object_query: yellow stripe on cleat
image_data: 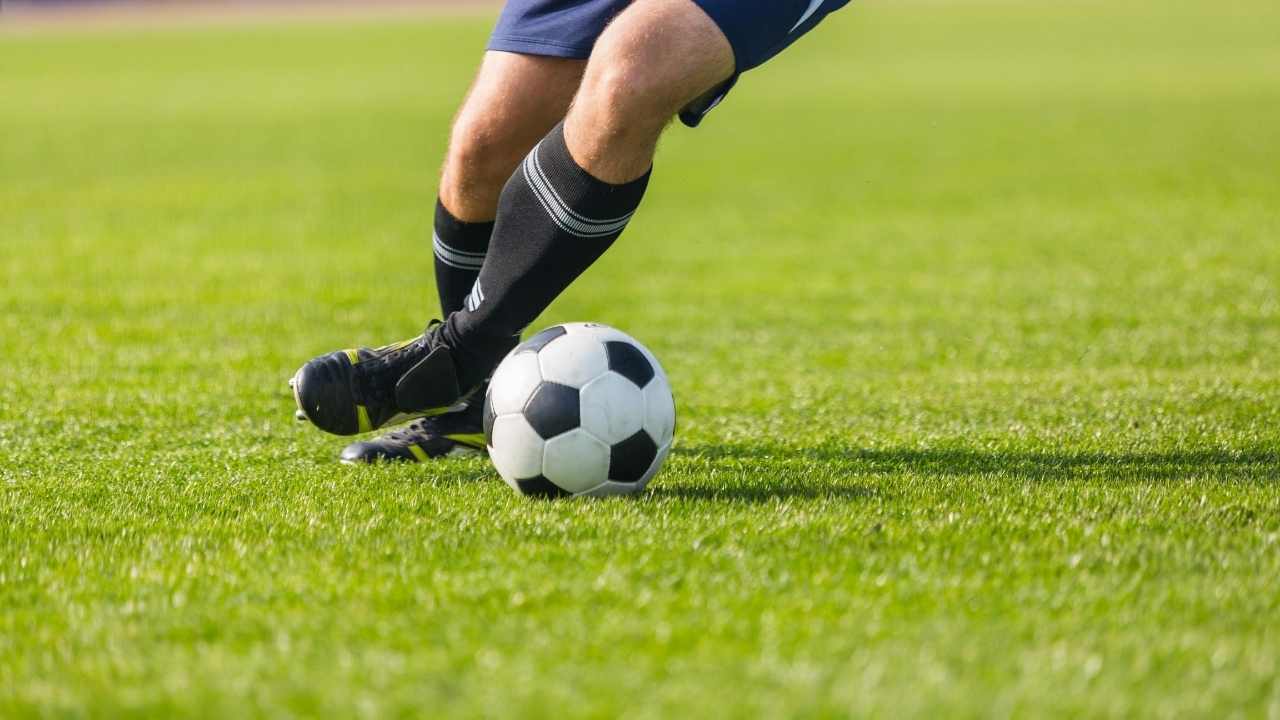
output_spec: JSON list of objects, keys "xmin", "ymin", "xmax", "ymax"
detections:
[
  {"xmin": 356, "ymin": 405, "xmax": 372, "ymax": 433},
  {"xmin": 444, "ymin": 433, "xmax": 487, "ymax": 449},
  {"xmin": 408, "ymin": 445, "xmax": 429, "ymax": 462},
  {"xmin": 344, "ymin": 348, "xmax": 360, "ymax": 365}
]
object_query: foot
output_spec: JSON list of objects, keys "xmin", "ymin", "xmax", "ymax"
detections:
[
  {"xmin": 339, "ymin": 394, "xmax": 487, "ymax": 463},
  {"xmin": 290, "ymin": 321, "xmax": 471, "ymax": 436}
]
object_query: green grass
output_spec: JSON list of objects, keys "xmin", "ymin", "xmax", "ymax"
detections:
[{"xmin": 3, "ymin": 1, "xmax": 1279, "ymax": 716}]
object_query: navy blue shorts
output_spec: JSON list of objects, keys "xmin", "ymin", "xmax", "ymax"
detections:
[{"xmin": 488, "ymin": 0, "xmax": 852, "ymax": 126}]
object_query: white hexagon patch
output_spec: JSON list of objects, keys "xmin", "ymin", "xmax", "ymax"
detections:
[
  {"xmin": 489, "ymin": 351, "xmax": 543, "ymax": 416},
  {"xmin": 488, "ymin": 414, "xmax": 545, "ymax": 488},
  {"xmin": 537, "ymin": 332, "xmax": 610, "ymax": 388},
  {"xmin": 642, "ymin": 376, "xmax": 676, "ymax": 446},
  {"xmin": 542, "ymin": 428, "xmax": 610, "ymax": 494},
  {"xmin": 579, "ymin": 371, "xmax": 646, "ymax": 445}
]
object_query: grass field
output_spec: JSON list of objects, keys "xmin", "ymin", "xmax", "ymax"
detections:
[{"xmin": 3, "ymin": 1, "xmax": 1280, "ymax": 716}]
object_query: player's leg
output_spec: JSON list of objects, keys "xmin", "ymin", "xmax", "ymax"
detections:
[
  {"xmin": 439, "ymin": 0, "xmax": 857, "ymax": 360},
  {"xmin": 432, "ymin": 51, "xmax": 585, "ymax": 320},
  {"xmin": 336, "ymin": 52, "xmax": 582, "ymax": 459},
  {"xmin": 562, "ymin": 0, "xmax": 735, "ymax": 183},
  {"xmin": 294, "ymin": 0, "xmax": 856, "ymax": 437},
  {"xmin": 294, "ymin": 0, "xmax": 734, "ymax": 436},
  {"xmin": 293, "ymin": 51, "xmax": 583, "ymax": 439},
  {"xmin": 438, "ymin": 0, "xmax": 735, "ymax": 380}
]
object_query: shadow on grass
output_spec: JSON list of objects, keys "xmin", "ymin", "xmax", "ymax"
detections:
[
  {"xmin": 660, "ymin": 477, "xmax": 880, "ymax": 502},
  {"xmin": 672, "ymin": 443, "xmax": 1278, "ymax": 488}
]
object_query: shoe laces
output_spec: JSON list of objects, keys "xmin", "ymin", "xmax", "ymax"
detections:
[{"xmin": 354, "ymin": 320, "xmax": 445, "ymax": 402}]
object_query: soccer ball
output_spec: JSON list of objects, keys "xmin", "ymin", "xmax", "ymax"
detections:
[{"xmin": 483, "ymin": 323, "xmax": 675, "ymax": 498}]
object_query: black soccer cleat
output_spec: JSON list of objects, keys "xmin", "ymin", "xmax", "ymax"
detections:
[
  {"xmin": 290, "ymin": 322, "xmax": 470, "ymax": 436},
  {"xmin": 339, "ymin": 395, "xmax": 487, "ymax": 464}
]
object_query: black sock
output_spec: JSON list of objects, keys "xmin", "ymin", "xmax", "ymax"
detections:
[
  {"xmin": 432, "ymin": 199, "xmax": 495, "ymax": 317},
  {"xmin": 442, "ymin": 121, "xmax": 651, "ymax": 388}
]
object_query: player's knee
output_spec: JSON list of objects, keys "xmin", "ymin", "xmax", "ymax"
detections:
[
  {"xmin": 577, "ymin": 1, "xmax": 734, "ymax": 137},
  {"xmin": 445, "ymin": 115, "xmax": 516, "ymax": 185},
  {"xmin": 440, "ymin": 113, "xmax": 531, "ymax": 214},
  {"xmin": 579, "ymin": 40, "xmax": 681, "ymax": 134}
]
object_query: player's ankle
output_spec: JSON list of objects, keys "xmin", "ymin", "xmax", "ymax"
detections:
[{"xmin": 438, "ymin": 315, "xmax": 513, "ymax": 390}]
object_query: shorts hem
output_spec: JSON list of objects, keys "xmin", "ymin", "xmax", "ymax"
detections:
[{"xmin": 486, "ymin": 36, "xmax": 594, "ymax": 59}]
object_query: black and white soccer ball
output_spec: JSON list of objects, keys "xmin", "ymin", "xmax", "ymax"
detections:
[{"xmin": 483, "ymin": 323, "xmax": 675, "ymax": 498}]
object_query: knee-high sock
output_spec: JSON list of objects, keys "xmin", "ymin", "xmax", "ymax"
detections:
[
  {"xmin": 432, "ymin": 199, "xmax": 494, "ymax": 317},
  {"xmin": 442, "ymin": 121, "xmax": 651, "ymax": 388}
]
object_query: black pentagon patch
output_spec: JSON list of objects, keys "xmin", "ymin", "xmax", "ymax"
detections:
[
  {"xmin": 517, "ymin": 475, "xmax": 572, "ymax": 499},
  {"xmin": 482, "ymin": 394, "xmax": 497, "ymax": 446},
  {"xmin": 605, "ymin": 341, "xmax": 654, "ymax": 388},
  {"xmin": 609, "ymin": 430, "xmax": 658, "ymax": 483},
  {"xmin": 523, "ymin": 382, "xmax": 580, "ymax": 439},
  {"xmin": 515, "ymin": 325, "xmax": 567, "ymax": 354}
]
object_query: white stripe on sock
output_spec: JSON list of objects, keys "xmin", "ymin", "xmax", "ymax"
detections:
[
  {"xmin": 521, "ymin": 148, "xmax": 633, "ymax": 239},
  {"xmin": 433, "ymin": 233, "xmax": 486, "ymax": 269}
]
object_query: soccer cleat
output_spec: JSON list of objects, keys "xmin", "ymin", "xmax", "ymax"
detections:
[
  {"xmin": 290, "ymin": 322, "xmax": 471, "ymax": 436},
  {"xmin": 339, "ymin": 395, "xmax": 487, "ymax": 464}
]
